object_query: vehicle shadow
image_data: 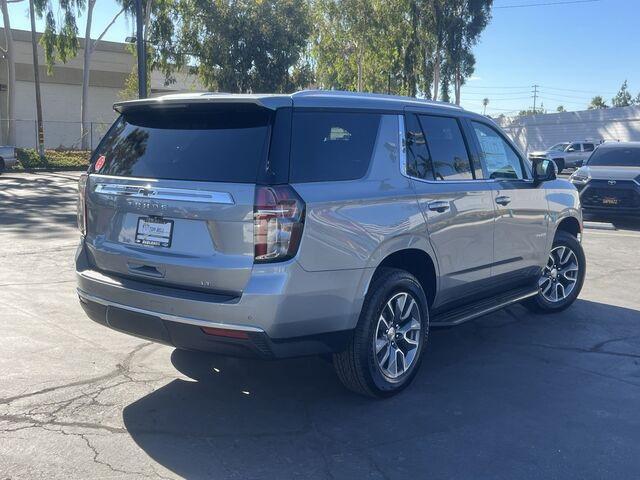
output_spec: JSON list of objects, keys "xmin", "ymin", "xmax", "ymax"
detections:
[
  {"xmin": 122, "ymin": 299, "xmax": 640, "ymax": 479},
  {"xmin": 0, "ymin": 174, "xmax": 79, "ymax": 240}
]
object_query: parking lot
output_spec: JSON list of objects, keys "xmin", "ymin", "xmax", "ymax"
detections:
[{"xmin": 1, "ymin": 171, "xmax": 639, "ymax": 479}]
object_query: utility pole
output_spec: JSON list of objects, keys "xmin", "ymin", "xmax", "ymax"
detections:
[
  {"xmin": 532, "ymin": 84, "xmax": 539, "ymax": 113},
  {"xmin": 135, "ymin": 0, "xmax": 147, "ymax": 98},
  {"xmin": 28, "ymin": 0, "xmax": 45, "ymax": 157}
]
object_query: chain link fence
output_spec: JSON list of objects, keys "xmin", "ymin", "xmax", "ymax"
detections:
[{"xmin": 0, "ymin": 119, "xmax": 112, "ymax": 151}]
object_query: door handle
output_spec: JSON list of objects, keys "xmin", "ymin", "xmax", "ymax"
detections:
[
  {"xmin": 427, "ymin": 200, "xmax": 450, "ymax": 213},
  {"xmin": 495, "ymin": 195, "xmax": 511, "ymax": 206}
]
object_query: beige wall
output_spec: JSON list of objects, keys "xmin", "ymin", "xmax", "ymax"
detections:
[{"xmin": 0, "ymin": 28, "xmax": 203, "ymax": 148}]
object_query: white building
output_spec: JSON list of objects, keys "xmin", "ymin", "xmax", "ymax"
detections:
[
  {"xmin": 0, "ymin": 28, "xmax": 203, "ymax": 149},
  {"xmin": 496, "ymin": 106, "xmax": 640, "ymax": 154}
]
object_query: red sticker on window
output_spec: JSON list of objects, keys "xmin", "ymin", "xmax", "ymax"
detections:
[{"xmin": 95, "ymin": 155, "xmax": 106, "ymax": 171}]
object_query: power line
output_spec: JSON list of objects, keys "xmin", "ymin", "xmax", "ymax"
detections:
[
  {"xmin": 541, "ymin": 85, "xmax": 617, "ymax": 95},
  {"xmin": 494, "ymin": 0, "xmax": 601, "ymax": 9}
]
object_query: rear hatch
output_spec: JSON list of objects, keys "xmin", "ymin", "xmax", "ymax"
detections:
[{"xmin": 84, "ymin": 101, "xmax": 289, "ymax": 296}]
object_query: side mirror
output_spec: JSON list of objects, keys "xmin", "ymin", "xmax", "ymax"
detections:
[{"xmin": 532, "ymin": 158, "xmax": 557, "ymax": 185}]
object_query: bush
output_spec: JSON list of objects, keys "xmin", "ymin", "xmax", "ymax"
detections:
[{"xmin": 13, "ymin": 148, "xmax": 90, "ymax": 171}]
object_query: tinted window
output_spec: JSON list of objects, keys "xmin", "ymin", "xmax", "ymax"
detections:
[
  {"xmin": 472, "ymin": 122, "xmax": 524, "ymax": 180},
  {"xmin": 418, "ymin": 115, "xmax": 473, "ymax": 181},
  {"xmin": 405, "ymin": 113, "xmax": 433, "ymax": 180},
  {"xmin": 93, "ymin": 105, "xmax": 272, "ymax": 183},
  {"xmin": 290, "ymin": 111, "xmax": 381, "ymax": 182},
  {"xmin": 569, "ymin": 143, "xmax": 581, "ymax": 152},
  {"xmin": 587, "ymin": 147, "xmax": 640, "ymax": 167},
  {"xmin": 583, "ymin": 143, "xmax": 595, "ymax": 152}
]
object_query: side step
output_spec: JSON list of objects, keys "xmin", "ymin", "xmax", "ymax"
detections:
[{"xmin": 431, "ymin": 286, "xmax": 538, "ymax": 327}]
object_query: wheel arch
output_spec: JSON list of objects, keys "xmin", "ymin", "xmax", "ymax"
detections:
[
  {"xmin": 555, "ymin": 215, "xmax": 581, "ymax": 239},
  {"xmin": 362, "ymin": 239, "xmax": 438, "ymax": 308}
]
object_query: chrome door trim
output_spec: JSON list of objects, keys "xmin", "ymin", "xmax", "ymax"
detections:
[
  {"xmin": 94, "ymin": 183, "xmax": 235, "ymax": 205},
  {"xmin": 397, "ymin": 114, "xmax": 498, "ymax": 185}
]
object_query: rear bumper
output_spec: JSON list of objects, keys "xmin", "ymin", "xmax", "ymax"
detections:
[
  {"xmin": 76, "ymin": 241, "xmax": 369, "ymax": 357},
  {"xmin": 78, "ymin": 293, "xmax": 352, "ymax": 358}
]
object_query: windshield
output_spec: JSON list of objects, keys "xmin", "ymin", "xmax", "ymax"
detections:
[
  {"xmin": 549, "ymin": 143, "xmax": 569, "ymax": 151},
  {"xmin": 92, "ymin": 105, "xmax": 273, "ymax": 183},
  {"xmin": 587, "ymin": 147, "xmax": 640, "ymax": 167}
]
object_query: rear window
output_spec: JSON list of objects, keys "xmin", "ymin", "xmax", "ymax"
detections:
[
  {"xmin": 587, "ymin": 147, "xmax": 640, "ymax": 167},
  {"xmin": 290, "ymin": 111, "xmax": 382, "ymax": 183},
  {"xmin": 92, "ymin": 105, "xmax": 272, "ymax": 183}
]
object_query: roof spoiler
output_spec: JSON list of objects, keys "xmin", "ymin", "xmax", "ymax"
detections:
[{"xmin": 113, "ymin": 93, "xmax": 292, "ymax": 113}]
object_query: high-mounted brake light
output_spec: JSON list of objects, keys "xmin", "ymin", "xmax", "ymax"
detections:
[
  {"xmin": 253, "ymin": 185, "xmax": 305, "ymax": 263},
  {"xmin": 77, "ymin": 173, "xmax": 88, "ymax": 236}
]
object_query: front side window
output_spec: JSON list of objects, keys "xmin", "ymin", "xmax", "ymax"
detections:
[
  {"xmin": 568, "ymin": 143, "xmax": 581, "ymax": 152},
  {"xmin": 290, "ymin": 111, "xmax": 382, "ymax": 183},
  {"xmin": 471, "ymin": 122, "xmax": 524, "ymax": 180},
  {"xmin": 418, "ymin": 115, "xmax": 474, "ymax": 181}
]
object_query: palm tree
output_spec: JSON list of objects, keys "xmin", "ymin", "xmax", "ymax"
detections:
[{"xmin": 482, "ymin": 97, "xmax": 489, "ymax": 115}]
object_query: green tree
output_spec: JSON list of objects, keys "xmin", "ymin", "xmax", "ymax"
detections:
[
  {"xmin": 155, "ymin": 0, "xmax": 312, "ymax": 93},
  {"xmin": 35, "ymin": 0, "xmax": 127, "ymax": 148},
  {"xmin": 556, "ymin": 105, "xmax": 566, "ymax": 112},
  {"xmin": 612, "ymin": 80, "xmax": 632, "ymax": 107},
  {"xmin": 441, "ymin": 0, "xmax": 492, "ymax": 105},
  {"xmin": 313, "ymin": 0, "xmax": 408, "ymax": 94},
  {"xmin": 588, "ymin": 95, "xmax": 608, "ymax": 109}
]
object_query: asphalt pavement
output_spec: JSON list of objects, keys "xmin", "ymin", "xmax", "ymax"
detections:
[{"xmin": 1, "ymin": 171, "xmax": 639, "ymax": 479}]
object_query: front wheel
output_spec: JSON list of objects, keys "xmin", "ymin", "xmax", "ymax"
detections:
[
  {"xmin": 333, "ymin": 268, "xmax": 429, "ymax": 398},
  {"xmin": 523, "ymin": 230, "xmax": 586, "ymax": 313}
]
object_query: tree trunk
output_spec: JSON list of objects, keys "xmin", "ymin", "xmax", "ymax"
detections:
[
  {"xmin": 432, "ymin": 52, "xmax": 440, "ymax": 101},
  {"xmin": 357, "ymin": 45, "xmax": 363, "ymax": 92},
  {"xmin": 28, "ymin": 0, "xmax": 45, "ymax": 156},
  {"xmin": 81, "ymin": 0, "xmax": 95, "ymax": 150},
  {"xmin": 1, "ymin": 0, "xmax": 16, "ymax": 145},
  {"xmin": 454, "ymin": 66, "xmax": 461, "ymax": 105}
]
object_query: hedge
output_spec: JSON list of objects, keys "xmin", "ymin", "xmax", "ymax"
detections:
[{"xmin": 13, "ymin": 148, "xmax": 90, "ymax": 171}]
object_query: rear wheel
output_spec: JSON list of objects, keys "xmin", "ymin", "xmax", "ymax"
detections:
[
  {"xmin": 333, "ymin": 268, "xmax": 429, "ymax": 398},
  {"xmin": 523, "ymin": 230, "xmax": 585, "ymax": 313}
]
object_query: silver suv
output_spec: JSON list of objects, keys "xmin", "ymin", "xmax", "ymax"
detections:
[
  {"xmin": 76, "ymin": 91, "xmax": 586, "ymax": 397},
  {"xmin": 529, "ymin": 141, "xmax": 598, "ymax": 173}
]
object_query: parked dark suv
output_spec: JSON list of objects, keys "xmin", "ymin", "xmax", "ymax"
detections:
[{"xmin": 76, "ymin": 91, "xmax": 586, "ymax": 397}]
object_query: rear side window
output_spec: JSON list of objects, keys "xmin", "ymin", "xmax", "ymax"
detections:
[
  {"xmin": 405, "ymin": 113, "xmax": 433, "ymax": 180},
  {"xmin": 583, "ymin": 143, "xmax": 595, "ymax": 152},
  {"xmin": 92, "ymin": 105, "xmax": 272, "ymax": 183},
  {"xmin": 418, "ymin": 115, "xmax": 474, "ymax": 181},
  {"xmin": 290, "ymin": 111, "xmax": 381, "ymax": 182}
]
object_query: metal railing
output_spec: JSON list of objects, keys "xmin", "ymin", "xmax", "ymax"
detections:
[{"xmin": 0, "ymin": 119, "xmax": 113, "ymax": 151}]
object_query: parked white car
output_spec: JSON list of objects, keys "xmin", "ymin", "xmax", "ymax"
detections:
[
  {"xmin": 0, "ymin": 146, "xmax": 17, "ymax": 173},
  {"xmin": 529, "ymin": 141, "xmax": 598, "ymax": 173}
]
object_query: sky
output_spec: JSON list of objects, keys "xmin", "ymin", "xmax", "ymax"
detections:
[{"xmin": 5, "ymin": 0, "xmax": 639, "ymax": 116}]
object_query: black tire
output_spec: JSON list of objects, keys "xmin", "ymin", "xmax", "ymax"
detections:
[
  {"xmin": 523, "ymin": 230, "xmax": 586, "ymax": 313},
  {"xmin": 554, "ymin": 158, "xmax": 564, "ymax": 174},
  {"xmin": 333, "ymin": 268, "xmax": 429, "ymax": 398}
]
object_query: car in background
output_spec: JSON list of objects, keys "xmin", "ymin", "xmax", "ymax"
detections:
[
  {"xmin": 570, "ymin": 141, "xmax": 640, "ymax": 217},
  {"xmin": 0, "ymin": 146, "xmax": 17, "ymax": 173},
  {"xmin": 530, "ymin": 140, "xmax": 598, "ymax": 173}
]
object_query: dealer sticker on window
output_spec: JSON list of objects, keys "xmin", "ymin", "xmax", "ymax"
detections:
[{"xmin": 135, "ymin": 217, "xmax": 174, "ymax": 247}]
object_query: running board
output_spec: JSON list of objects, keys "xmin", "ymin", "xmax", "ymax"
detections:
[{"xmin": 431, "ymin": 286, "xmax": 538, "ymax": 327}]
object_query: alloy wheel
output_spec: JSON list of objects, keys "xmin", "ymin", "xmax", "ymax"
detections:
[
  {"xmin": 539, "ymin": 245, "xmax": 579, "ymax": 302},
  {"xmin": 373, "ymin": 292, "xmax": 422, "ymax": 379}
]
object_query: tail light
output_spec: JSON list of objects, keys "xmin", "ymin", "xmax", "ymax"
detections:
[
  {"xmin": 77, "ymin": 173, "xmax": 88, "ymax": 236},
  {"xmin": 254, "ymin": 185, "xmax": 305, "ymax": 262}
]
